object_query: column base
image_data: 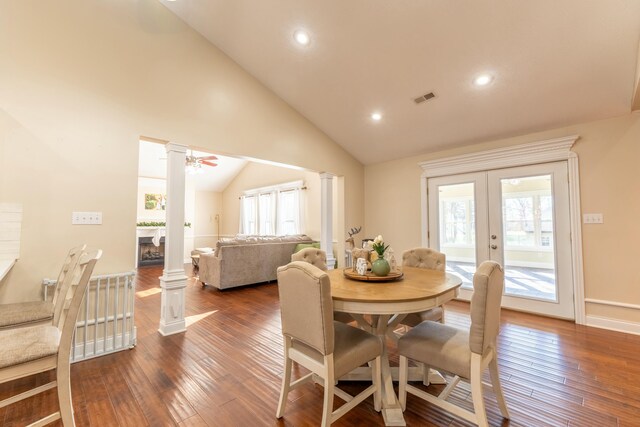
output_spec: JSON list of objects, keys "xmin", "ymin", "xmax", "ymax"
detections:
[{"xmin": 158, "ymin": 269, "xmax": 187, "ymax": 336}]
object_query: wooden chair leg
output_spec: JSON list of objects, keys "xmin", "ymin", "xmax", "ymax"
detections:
[
  {"xmin": 488, "ymin": 358, "xmax": 510, "ymax": 419},
  {"xmin": 470, "ymin": 354, "xmax": 488, "ymax": 427},
  {"xmin": 398, "ymin": 355, "xmax": 408, "ymax": 411},
  {"xmin": 276, "ymin": 339, "xmax": 293, "ymax": 418},
  {"xmin": 57, "ymin": 361, "xmax": 75, "ymax": 426},
  {"xmin": 321, "ymin": 356, "xmax": 335, "ymax": 427},
  {"xmin": 422, "ymin": 363, "xmax": 431, "ymax": 386},
  {"xmin": 372, "ymin": 356, "xmax": 382, "ymax": 412}
]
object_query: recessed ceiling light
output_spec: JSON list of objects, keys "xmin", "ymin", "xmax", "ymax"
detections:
[
  {"xmin": 293, "ymin": 30, "xmax": 311, "ymax": 46},
  {"xmin": 371, "ymin": 112, "xmax": 382, "ymax": 121},
  {"xmin": 473, "ymin": 74, "xmax": 494, "ymax": 87}
]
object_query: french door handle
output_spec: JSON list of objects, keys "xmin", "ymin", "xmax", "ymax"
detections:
[
  {"xmin": 491, "ymin": 235, "xmax": 497, "ymax": 240},
  {"xmin": 490, "ymin": 244, "xmax": 498, "ymax": 250}
]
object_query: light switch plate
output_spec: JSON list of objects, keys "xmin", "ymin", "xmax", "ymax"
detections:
[
  {"xmin": 72, "ymin": 212, "xmax": 103, "ymax": 225},
  {"xmin": 583, "ymin": 213, "xmax": 603, "ymax": 224}
]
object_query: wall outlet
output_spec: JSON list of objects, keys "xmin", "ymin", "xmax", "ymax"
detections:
[
  {"xmin": 583, "ymin": 213, "xmax": 603, "ymax": 224},
  {"xmin": 72, "ymin": 211, "xmax": 103, "ymax": 225}
]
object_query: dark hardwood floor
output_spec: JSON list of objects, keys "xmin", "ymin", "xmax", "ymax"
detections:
[{"xmin": 2, "ymin": 265, "xmax": 640, "ymax": 426}]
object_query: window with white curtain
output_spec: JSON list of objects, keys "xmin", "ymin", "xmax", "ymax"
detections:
[
  {"xmin": 239, "ymin": 181, "xmax": 304, "ymax": 236},
  {"xmin": 241, "ymin": 195, "xmax": 258, "ymax": 235}
]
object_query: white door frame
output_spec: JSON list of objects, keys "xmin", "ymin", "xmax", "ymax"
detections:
[{"xmin": 419, "ymin": 135, "xmax": 586, "ymax": 324}]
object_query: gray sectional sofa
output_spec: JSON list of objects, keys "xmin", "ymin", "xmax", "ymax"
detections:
[{"xmin": 198, "ymin": 234, "xmax": 314, "ymax": 290}]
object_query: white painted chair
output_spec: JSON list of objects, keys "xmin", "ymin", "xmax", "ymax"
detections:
[
  {"xmin": 0, "ymin": 244, "xmax": 86, "ymax": 330},
  {"xmin": 0, "ymin": 249, "xmax": 101, "ymax": 426},
  {"xmin": 291, "ymin": 248, "xmax": 353, "ymax": 324},
  {"xmin": 276, "ymin": 261, "xmax": 382, "ymax": 426},
  {"xmin": 397, "ymin": 261, "xmax": 510, "ymax": 427}
]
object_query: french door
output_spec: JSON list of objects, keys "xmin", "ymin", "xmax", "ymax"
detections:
[{"xmin": 427, "ymin": 162, "xmax": 574, "ymax": 319}]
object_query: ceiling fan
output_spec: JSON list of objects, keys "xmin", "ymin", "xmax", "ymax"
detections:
[{"xmin": 186, "ymin": 151, "xmax": 218, "ymax": 174}]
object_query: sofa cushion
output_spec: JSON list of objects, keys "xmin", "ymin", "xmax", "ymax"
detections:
[{"xmin": 294, "ymin": 242, "xmax": 321, "ymax": 253}]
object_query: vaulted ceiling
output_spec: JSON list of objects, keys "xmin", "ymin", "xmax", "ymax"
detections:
[{"xmin": 162, "ymin": 0, "xmax": 640, "ymax": 165}]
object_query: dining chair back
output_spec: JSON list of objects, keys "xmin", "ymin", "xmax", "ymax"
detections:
[
  {"xmin": 276, "ymin": 261, "xmax": 382, "ymax": 426},
  {"xmin": 291, "ymin": 247, "xmax": 328, "ymax": 271},
  {"xmin": 52, "ymin": 244, "xmax": 87, "ymax": 326},
  {"xmin": 278, "ymin": 260, "xmax": 334, "ymax": 355},
  {"xmin": 0, "ymin": 244, "xmax": 86, "ymax": 330},
  {"xmin": 469, "ymin": 261, "xmax": 504, "ymax": 356},
  {"xmin": 291, "ymin": 248, "xmax": 353, "ymax": 323},
  {"xmin": 402, "ymin": 247, "xmax": 446, "ymax": 271},
  {"xmin": 0, "ymin": 249, "xmax": 101, "ymax": 426}
]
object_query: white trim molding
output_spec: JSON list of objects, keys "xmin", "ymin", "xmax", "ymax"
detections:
[
  {"xmin": 585, "ymin": 316, "xmax": 640, "ymax": 336},
  {"xmin": 585, "ymin": 298, "xmax": 640, "ymax": 311},
  {"xmin": 319, "ymin": 172, "xmax": 336, "ymax": 270},
  {"xmin": 418, "ymin": 135, "xmax": 579, "ymax": 178},
  {"xmin": 584, "ymin": 299, "xmax": 640, "ymax": 335},
  {"xmin": 419, "ymin": 135, "xmax": 586, "ymax": 324}
]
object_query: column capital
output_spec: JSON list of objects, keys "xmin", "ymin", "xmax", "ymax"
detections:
[
  {"xmin": 165, "ymin": 142, "xmax": 188, "ymax": 154},
  {"xmin": 319, "ymin": 172, "xmax": 335, "ymax": 180}
]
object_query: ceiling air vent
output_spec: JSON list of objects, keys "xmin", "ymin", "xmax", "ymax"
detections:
[{"xmin": 414, "ymin": 92, "xmax": 435, "ymax": 104}]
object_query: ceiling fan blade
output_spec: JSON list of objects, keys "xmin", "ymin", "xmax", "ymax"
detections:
[
  {"xmin": 198, "ymin": 155, "xmax": 218, "ymax": 161},
  {"xmin": 201, "ymin": 161, "xmax": 218, "ymax": 167}
]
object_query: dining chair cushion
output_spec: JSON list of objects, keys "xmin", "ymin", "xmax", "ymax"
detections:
[
  {"xmin": 291, "ymin": 248, "xmax": 328, "ymax": 271},
  {"xmin": 398, "ymin": 306, "xmax": 444, "ymax": 327},
  {"xmin": 469, "ymin": 261, "xmax": 504, "ymax": 355},
  {"xmin": 402, "ymin": 248, "xmax": 445, "ymax": 271},
  {"xmin": 291, "ymin": 321, "xmax": 382, "ymax": 379},
  {"xmin": 0, "ymin": 301, "xmax": 54, "ymax": 328},
  {"xmin": 398, "ymin": 321, "xmax": 471, "ymax": 379},
  {"xmin": 278, "ymin": 262, "xmax": 335, "ymax": 356},
  {"xmin": 0, "ymin": 325, "xmax": 60, "ymax": 369}
]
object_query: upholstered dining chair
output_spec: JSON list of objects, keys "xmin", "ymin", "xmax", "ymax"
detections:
[
  {"xmin": 276, "ymin": 261, "xmax": 382, "ymax": 426},
  {"xmin": 291, "ymin": 247, "xmax": 327, "ymax": 270},
  {"xmin": 399, "ymin": 247, "xmax": 446, "ymax": 327},
  {"xmin": 291, "ymin": 248, "xmax": 353, "ymax": 324},
  {"xmin": 0, "ymin": 244, "xmax": 86, "ymax": 330},
  {"xmin": 397, "ymin": 261, "xmax": 510, "ymax": 427},
  {"xmin": 0, "ymin": 249, "xmax": 101, "ymax": 426}
]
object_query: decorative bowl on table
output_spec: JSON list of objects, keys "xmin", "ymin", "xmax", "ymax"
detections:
[{"xmin": 343, "ymin": 268, "xmax": 403, "ymax": 282}]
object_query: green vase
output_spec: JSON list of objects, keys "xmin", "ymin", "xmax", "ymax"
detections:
[{"xmin": 372, "ymin": 258, "xmax": 391, "ymax": 277}]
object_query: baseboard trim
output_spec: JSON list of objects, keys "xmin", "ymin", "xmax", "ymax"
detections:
[{"xmin": 585, "ymin": 315, "xmax": 640, "ymax": 336}]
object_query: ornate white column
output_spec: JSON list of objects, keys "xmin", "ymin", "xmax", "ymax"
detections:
[
  {"xmin": 159, "ymin": 142, "xmax": 188, "ymax": 336},
  {"xmin": 320, "ymin": 172, "xmax": 336, "ymax": 270}
]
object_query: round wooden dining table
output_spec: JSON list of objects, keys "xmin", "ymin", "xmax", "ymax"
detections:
[{"xmin": 326, "ymin": 266, "xmax": 462, "ymax": 427}]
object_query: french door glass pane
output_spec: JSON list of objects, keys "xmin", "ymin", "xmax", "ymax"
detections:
[
  {"xmin": 501, "ymin": 175, "xmax": 557, "ymax": 301},
  {"xmin": 438, "ymin": 182, "xmax": 476, "ymax": 289}
]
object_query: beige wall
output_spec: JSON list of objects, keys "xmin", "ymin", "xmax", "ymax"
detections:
[
  {"xmin": 365, "ymin": 112, "xmax": 640, "ymax": 323},
  {"xmin": 221, "ymin": 163, "xmax": 323, "ymax": 240},
  {"xmin": 194, "ymin": 191, "xmax": 223, "ymax": 249},
  {"xmin": 0, "ymin": 0, "xmax": 363, "ymax": 303}
]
